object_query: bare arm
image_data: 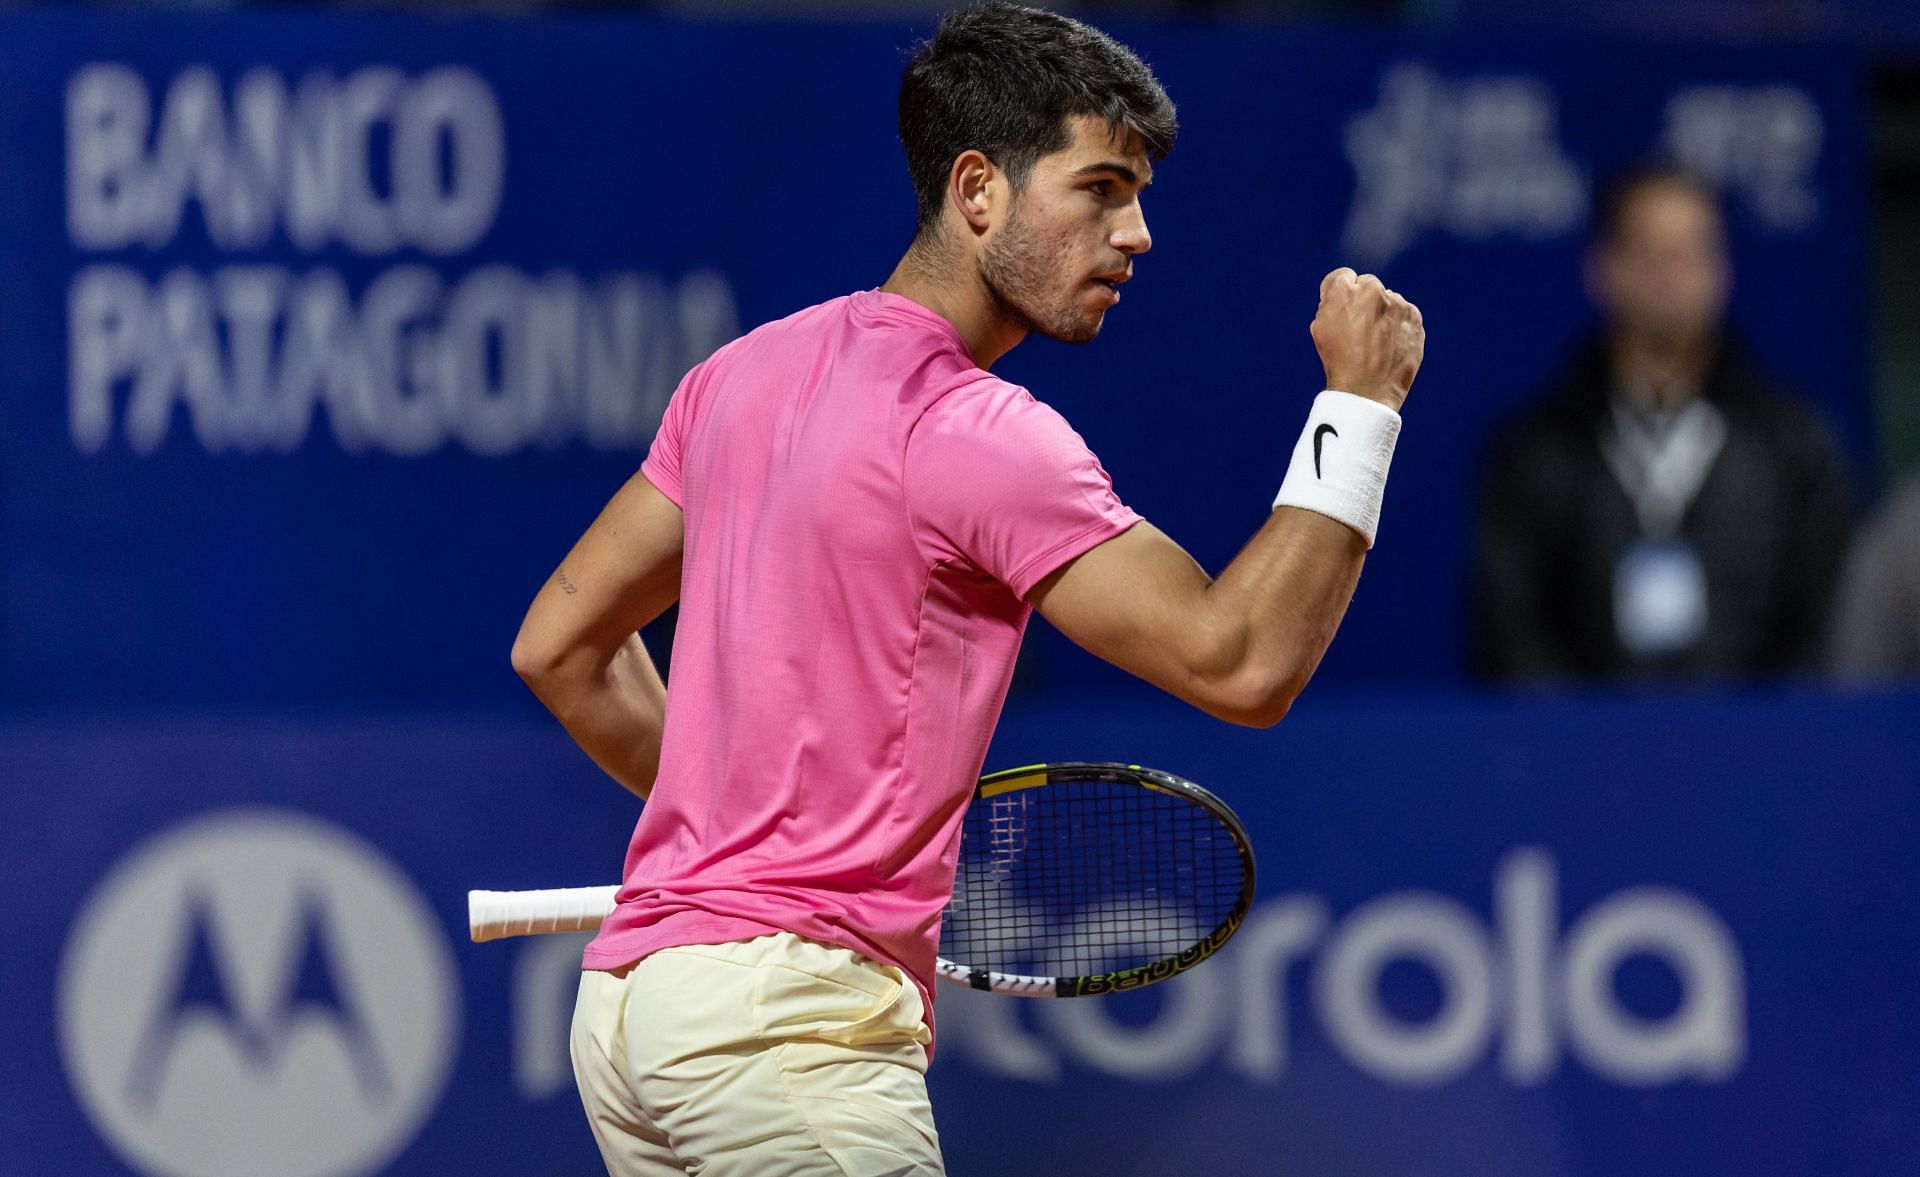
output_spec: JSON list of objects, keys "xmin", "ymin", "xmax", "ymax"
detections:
[
  {"xmin": 510, "ymin": 471, "xmax": 684, "ymax": 799},
  {"xmin": 1031, "ymin": 512, "xmax": 1363, "ymax": 727},
  {"xmin": 1032, "ymin": 268, "xmax": 1423, "ymax": 728}
]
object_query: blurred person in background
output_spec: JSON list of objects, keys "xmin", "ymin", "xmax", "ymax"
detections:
[
  {"xmin": 1829, "ymin": 471, "xmax": 1920, "ymax": 679},
  {"xmin": 1472, "ymin": 162, "xmax": 1854, "ymax": 682}
]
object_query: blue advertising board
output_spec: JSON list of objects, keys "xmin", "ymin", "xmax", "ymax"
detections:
[
  {"xmin": 5, "ymin": 690, "xmax": 1917, "ymax": 1176},
  {"xmin": 0, "ymin": 9, "xmax": 1873, "ymax": 707}
]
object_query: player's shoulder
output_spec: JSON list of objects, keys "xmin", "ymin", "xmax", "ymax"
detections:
[
  {"xmin": 919, "ymin": 371, "xmax": 1059, "ymax": 433},
  {"xmin": 666, "ymin": 296, "xmax": 857, "ymax": 414},
  {"xmin": 927, "ymin": 368, "xmax": 1032, "ymax": 409},
  {"xmin": 913, "ymin": 374, "xmax": 1101, "ymax": 474},
  {"xmin": 695, "ymin": 294, "xmax": 855, "ymax": 370}
]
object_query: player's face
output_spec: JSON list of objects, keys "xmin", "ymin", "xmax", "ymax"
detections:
[
  {"xmin": 979, "ymin": 117, "xmax": 1153, "ymax": 344},
  {"xmin": 1593, "ymin": 182, "xmax": 1731, "ymax": 347}
]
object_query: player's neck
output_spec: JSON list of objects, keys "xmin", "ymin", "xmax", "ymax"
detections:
[{"xmin": 881, "ymin": 246, "xmax": 1027, "ymax": 370}]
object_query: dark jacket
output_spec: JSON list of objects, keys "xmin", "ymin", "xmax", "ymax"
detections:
[{"xmin": 1472, "ymin": 336, "xmax": 1855, "ymax": 682}]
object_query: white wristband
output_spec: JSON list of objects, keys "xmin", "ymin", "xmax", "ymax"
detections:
[{"xmin": 1272, "ymin": 390, "xmax": 1401, "ymax": 547}]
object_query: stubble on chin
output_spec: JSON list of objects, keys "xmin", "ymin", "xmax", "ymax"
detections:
[{"xmin": 978, "ymin": 214, "xmax": 1102, "ymax": 345}]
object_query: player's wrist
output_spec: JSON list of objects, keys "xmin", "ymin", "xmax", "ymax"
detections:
[
  {"xmin": 1272, "ymin": 390, "xmax": 1401, "ymax": 547},
  {"xmin": 1340, "ymin": 386, "xmax": 1407, "ymax": 413},
  {"xmin": 1320, "ymin": 372, "xmax": 1408, "ymax": 413}
]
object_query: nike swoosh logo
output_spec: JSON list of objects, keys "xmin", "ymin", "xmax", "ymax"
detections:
[{"xmin": 1313, "ymin": 423, "xmax": 1338, "ymax": 479}]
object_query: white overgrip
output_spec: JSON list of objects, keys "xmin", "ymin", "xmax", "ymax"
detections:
[{"xmin": 467, "ymin": 884, "xmax": 620, "ymax": 942}]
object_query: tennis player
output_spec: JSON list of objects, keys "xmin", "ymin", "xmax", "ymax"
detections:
[{"xmin": 512, "ymin": 5, "xmax": 1423, "ymax": 1175}]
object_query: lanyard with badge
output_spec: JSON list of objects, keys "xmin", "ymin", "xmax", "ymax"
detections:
[{"xmin": 1600, "ymin": 394, "xmax": 1727, "ymax": 658}]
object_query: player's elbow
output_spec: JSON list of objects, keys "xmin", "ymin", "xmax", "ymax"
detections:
[
  {"xmin": 1224, "ymin": 696, "xmax": 1294, "ymax": 730},
  {"xmin": 1192, "ymin": 635, "xmax": 1318, "ymax": 728},
  {"xmin": 1201, "ymin": 669, "xmax": 1303, "ymax": 729},
  {"xmin": 1178, "ymin": 619, "xmax": 1309, "ymax": 728},
  {"xmin": 510, "ymin": 632, "xmax": 554, "ymax": 690},
  {"xmin": 510, "ymin": 618, "xmax": 573, "ymax": 696}
]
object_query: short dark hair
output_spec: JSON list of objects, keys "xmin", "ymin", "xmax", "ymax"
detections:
[
  {"xmin": 1591, "ymin": 158, "xmax": 1725, "ymax": 249},
  {"xmin": 898, "ymin": 3, "xmax": 1178, "ymax": 235}
]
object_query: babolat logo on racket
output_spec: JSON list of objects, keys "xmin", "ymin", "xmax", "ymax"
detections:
[
  {"xmin": 58, "ymin": 808, "xmax": 458, "ymax": 1177},
  {"xmin": 1073, "ymin": 906, "xmax": 1249, "ymax": 996}
]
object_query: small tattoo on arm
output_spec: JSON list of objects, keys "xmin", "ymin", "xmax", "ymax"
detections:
[{"xmin": 557, "ymin": 570, "xmax": 578, "ymax": 596}]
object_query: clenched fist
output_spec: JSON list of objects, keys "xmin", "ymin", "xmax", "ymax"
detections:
[{"xmin": 1309, "ymin": 268, "xmax": 1425, "ymax": 413}]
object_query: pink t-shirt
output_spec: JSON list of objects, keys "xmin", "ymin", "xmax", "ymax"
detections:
[{"xmin": 581, "ymin": 290, "xmax": 1140, "ymax": 1030}]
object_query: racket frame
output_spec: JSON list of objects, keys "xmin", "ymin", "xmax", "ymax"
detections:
[{"xmin": 936, "ymin": 761, "xmax": 1257, "ymax": 998}]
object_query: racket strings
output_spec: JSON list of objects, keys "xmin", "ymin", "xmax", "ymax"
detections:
[
  {"xmin": 940, "ymin": 778, "xmax": 1246, "ymax": 981},
  {"xmin": 984, "ymin": 796, "xmax": 1028, "ymax": 881}
]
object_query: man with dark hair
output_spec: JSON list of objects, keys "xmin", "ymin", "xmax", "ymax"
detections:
[
  {"xmin": 1473, "ymin": 162, "xmax": 1853, "ymax": 681},
  {"xmin": 514, "ymin": 5, "xmax": 1424, "ymax": 1174}
]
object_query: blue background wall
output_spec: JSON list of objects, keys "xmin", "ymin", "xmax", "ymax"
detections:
[
  {"xmin": 0, "ymin": 9, "xmax": 1874, "ymax": 705},
  {"xmin": 1, "ymin": 9, "xmax": 1912, "ymax": 1177}
]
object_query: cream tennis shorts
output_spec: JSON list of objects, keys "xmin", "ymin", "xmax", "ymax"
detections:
[{"xmin": 570, "ymin": 931, "xmax": 945, "ymax": 1177}]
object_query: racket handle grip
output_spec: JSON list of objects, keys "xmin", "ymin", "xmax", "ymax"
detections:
[{"xmin": 468, "ymin": 885, "xmax": 620, "ymax": 942}]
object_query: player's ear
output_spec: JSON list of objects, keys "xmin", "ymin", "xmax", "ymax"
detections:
[{"xmin": 949, "ymin": 150, "xmax": 999, "ymax": 235}]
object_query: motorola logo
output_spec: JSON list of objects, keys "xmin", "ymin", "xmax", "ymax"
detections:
[
  {"xmin": 941, "ymin": 848, "xmax": 1745, "ymax": 1089},
  {"xmin": 58, "ymin": 808, "xmax": 459, "ymax": 1177}
]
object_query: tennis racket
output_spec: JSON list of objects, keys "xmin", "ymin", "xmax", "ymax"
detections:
[{"xmin": 470, "ymin": 761, "xmax": 1255, "ymax": 998}]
